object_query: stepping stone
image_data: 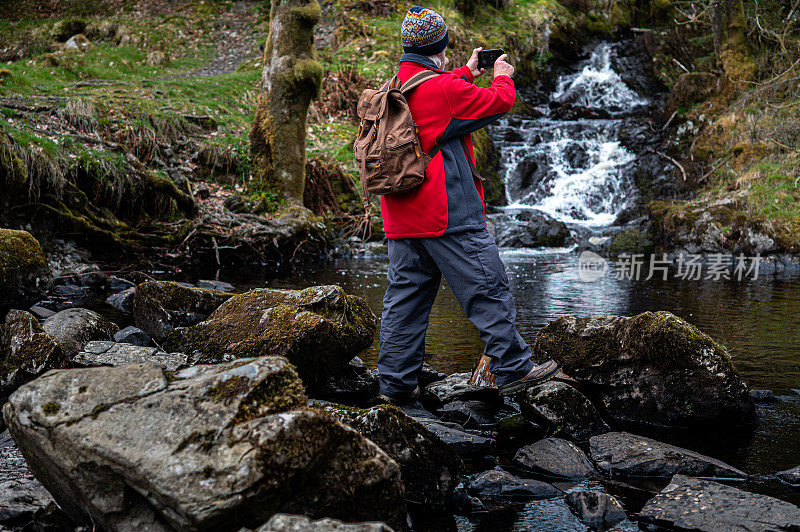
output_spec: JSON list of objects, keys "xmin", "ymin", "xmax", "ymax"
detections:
[
  {"xmin": 639, "ymin": 474, "xmax": 800, "ymax": 531},
  {"xmin": 565, "ymin": 490, "xmax": 626, "ymax": 530},
  {"xmin": 74, "ymin": 341, "xmax": 188, "ymax": 372},
  {"xmin": 589, "ymin": 432, "xmax": 747, "ymax": 479},
  {"xmin": 513, "ymin": 437, "xmax": 596, "ymax": 479}
]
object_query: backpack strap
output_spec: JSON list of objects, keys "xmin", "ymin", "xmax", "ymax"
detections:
[{"xmin": 399, "ymin": 70, "xmax": 440, "ymax": 94}]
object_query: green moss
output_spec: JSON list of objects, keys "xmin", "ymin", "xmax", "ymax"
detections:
[
  {"xmin": 90, "ymin": 403, "xmax": 110, "ymax": 418},
  {"xmin": 608, "ymin": 228, "xmax": 653, "ymax": 255},
  {"xmin": 290, "ymin": 2, "xmax": 321, "ymax": 23},
  {"xmin": 42, "ymin": 402, "xmax": 61, "ymax": 415},
  {"xmin": 175, "ymin": 430, "xmax": 217, "ymax": 453}
]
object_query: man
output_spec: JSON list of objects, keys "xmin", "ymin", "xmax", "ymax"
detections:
[{"xmin": 377, "ymin": 6, "xmax": 559, "ymax": 403}]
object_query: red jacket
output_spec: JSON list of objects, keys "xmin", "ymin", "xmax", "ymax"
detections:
[{"xmin": 380, "ymin": 53, "xmax": 516, "ymax": 239}]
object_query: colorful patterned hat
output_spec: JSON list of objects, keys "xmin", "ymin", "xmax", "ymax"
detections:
[{"xmin": 401, "ymin": 6, "xmax": 449, "ymax": 56}]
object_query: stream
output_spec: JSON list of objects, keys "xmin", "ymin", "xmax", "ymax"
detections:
[{"xmin": 236, "ymin": 42, "xmax": 800, "ymax": 529}]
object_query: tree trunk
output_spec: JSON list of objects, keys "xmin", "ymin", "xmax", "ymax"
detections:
[
  {"xmin": 711, "ymin": 0, "xmax": 724, "ymax": 67},
  {"xmin": 249, "ymin": 0, "xmax": 323, "ymax": 206}
]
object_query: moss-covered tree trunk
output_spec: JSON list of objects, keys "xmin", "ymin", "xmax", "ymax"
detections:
[{"xmin": 249, "ymin": 0, "xmax": 323, "ymax": 207}]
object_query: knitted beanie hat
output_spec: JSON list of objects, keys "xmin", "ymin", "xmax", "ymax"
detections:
[{"xmin": 401, "ymin": 6, "xmax": 449, "ymax": 56}]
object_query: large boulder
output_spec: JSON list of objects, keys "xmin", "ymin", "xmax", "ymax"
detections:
[
  {"xmin": 164, "ymin": 286, "xmax": 377, "ymax": 385},
  {"xmin": 639, "ymin": 474, "xmax": 800, "ymax": 531},
  {"xmin": 0, "ymin": 229, "xmax": 53, "ymax": 315},
  {"xmin": 0, "ymin": 310, "xmax": 70, "ymax": 403},
  {"xmin": 517, "ymin": 381, "xmax": 610, "ymax": 443},
  {"xmin": 512, "ymin": 437, "xmax": 596, "ymax": 479},
  {"xmin": 42, "ymin": 308, "xmax": 119, "ymax": 358},
  {"xmin": 532, "ymin": 311, "xmax": 755, "ymax": 429},
  {"xmin": 589, "ymin": 432, "xmax": 746, "ymax": 479},
  {"xmin": 321, "ymin": 403, "xmax": 463, "ymax": 509},
  {"xmin": 3, "ymin": 357, "xmax": 407, "ymax": 531},
  {"xmin": 133, "ymin": 281, "xmax": 233, "ymax": 342}
]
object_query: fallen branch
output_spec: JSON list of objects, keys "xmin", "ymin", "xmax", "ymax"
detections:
[
  {"xmin": 700, "ymin": 154, "xmax": 733, "ymax": 182},
  {"xmin": 647, "ymin": 148, "xmax": 687, "ymax": 181},
  {"xmin": 662, "ymin": 110, "xmax": 678, "ymax": 131}
]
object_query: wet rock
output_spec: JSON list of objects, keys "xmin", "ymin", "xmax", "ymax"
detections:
[
  {"xmin": 425, "ymin": 372, "xmax": 497, "ymax": 405},
  {"xmin": 0, "ymin": 431, "xmax": 56, "ymax": 527},
  {"xmin": 0, "ymin": 310, "xmax": 70, "ymax": 404},
  {"xmin": 590, "ymin": 431, "xmax": 747, "ymax": 479},
  {"xmin": 777, "ymin": 465, "xmax": 800, "ymax": 487},
  {"xmin": 466, "ymin": 469, "xmax": 561, "ymax": 502},
  {"xmin": 3, "ymin": 357, "xmax": 407, "ymax": 531},
  {"xmin": 517, "ymin": 381, "xmax": 610, "ymax": 443},
  {"xmin": 532, "ymin": 311, "xmax": 755, "ymax": 429},
  {"xmin": 164, "ymin": 286, "xmax": 377, "ymax": 386},
  {"xmin": 440, "ymin": 400, "xmax": 498, "ymax": 429},
  {"xmin": 50, "ymin": 19, "xmax": 86, "ymax": 41},
  {"xmin": 196, "ymin": 279, "xmax": 235, "ymax": 292},
  {"xmin": 321, "ymin": 403, "xmax": 463, "ymax": 509},
  {"xmin": 73, "ymin": 341, "xmax": 188, "ymax": 372},
  {"xmin": 414, "ymin": 418, "xmax": 495, "ymax": 459},
  {"xmin": 494, "ymin": 211, "xmax": 571, "ymax": 248},
  {"xmin": 0, "ymin": 229, "xmax": 53, "ymax": 315},
  {"xmin": 133, "ymin": 280, "xmax": 233, "ymax": 342},
  {"xmin": 308, "ymin": 356, "xmax": 378, "ymax": 405},
  {"xmin": 108, "ymin": 276, "xmax": 135, "ymax": 292},
  {"xmin": 639, "ymin": 474, "xmax": 800, "ymax": 531},
  {"xmin": 512, "ymin": 437, "xmax": 596, "ymax": 479},
  {"xmin": 749, "ymin": 389, "xmax": 777, "ymax": 402},
  {"xmin": 28, "ymin": 305, "xmax": 55, "ymax": 319},
  {"xmin": 106, "ymin": 286, "xmax": 135, "ymax": 312},
  {"xmin": 113, "ymin": 325, "xmax": 150, "ymax": 346},
  {"xmin": 42, "ymin": 308, "xmax": 119, "ymax": 358},
  {"xmin": 564, "ymin": 490, "xmax": 626, "ymax": 530},
  {"xmin": 253, "ymin": 513, "xmax": 394, "ymax": 531}
]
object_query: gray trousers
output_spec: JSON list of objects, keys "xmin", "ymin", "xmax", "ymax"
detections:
[{"xmin": 378, "ymin": 228, "xmax": 534, "ymax": 397}]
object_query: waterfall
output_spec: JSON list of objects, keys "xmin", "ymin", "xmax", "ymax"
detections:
[{"xmin": 490, "ymin": 42, "xmax": 649, "ymax": 231}]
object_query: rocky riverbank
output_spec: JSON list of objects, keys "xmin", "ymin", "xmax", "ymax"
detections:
[{"xmin": 2, "ymin": 230, "xmax": 799, "ymax": 531}]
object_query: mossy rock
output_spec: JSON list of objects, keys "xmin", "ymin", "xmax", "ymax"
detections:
[
  {"xmin": 4, "ymin": 356, "xmax": 407, "ymax": 530},
  {"xmin": 164, "ymin": 285, "xmax": 377, "ymax": 386},
  {"xmin": 133, "ymin": 281, "xmax": 233, "ymax": 342},
  {"xmin": 50, "ymin": 19, "xmax": 86, "ymax": 42},
  {"xmin": 320, "ymin": 403, "xmax": 464, "ymax": 509},
  {"xmin": 0, "ymin": 229, "xmax": 53, "ymax": 315},
  {"xmin": 532, "ymin": 311, "xmax": 755, "ymax": 430},
  {"xmin": 1, "ymin": 310, "xmax": 70, "ymax": 403},
  {"xmin": 608, "ymin": 227, "xmax": 654, "ymax": 255}
]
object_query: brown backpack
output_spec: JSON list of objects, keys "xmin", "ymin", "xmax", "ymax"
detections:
[{"xmin": 354, "ymin": 71, "xmax": 442, "ymax": 198}]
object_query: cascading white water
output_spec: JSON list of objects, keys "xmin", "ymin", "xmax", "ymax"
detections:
[
  {"xmin": 490, "ymin": 42, "xmax": 648, "ymax": 229},
  {"xmin": 551, "ymin": 42, "xmax": 648, "ymax": 113}
]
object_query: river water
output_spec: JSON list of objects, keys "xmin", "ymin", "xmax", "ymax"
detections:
[{"xmin": 247, "ymin": 42, "xmax": 800, "ymax": 529}]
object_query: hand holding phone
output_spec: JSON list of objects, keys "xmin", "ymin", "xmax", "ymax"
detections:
[{"xmin": 477, "ymin": 49, "xmax": 505, "ymax": 70}]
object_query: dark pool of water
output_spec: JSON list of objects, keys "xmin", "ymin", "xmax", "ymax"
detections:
[{"xmin": 230, "ymin": 250, "xmax": 800, "ymax": 526}]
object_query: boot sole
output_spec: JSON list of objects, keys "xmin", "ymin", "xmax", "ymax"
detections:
[{"xmin": 498, "ymin": 364, "xmax": 561, "ymax": 396}]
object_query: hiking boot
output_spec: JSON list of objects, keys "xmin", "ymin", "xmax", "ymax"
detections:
[
  {"xmin": 497, "ymin": 360, "xmax": 560, "ymax": 396},
  {"xmin": 374, "ymin": 385, "xmax": 421, "ymax": 406}
]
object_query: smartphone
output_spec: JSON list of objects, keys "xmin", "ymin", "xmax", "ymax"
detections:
[{"xmin": 477, "ymin": 49, "xmax": 505, "ymax": 70}]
